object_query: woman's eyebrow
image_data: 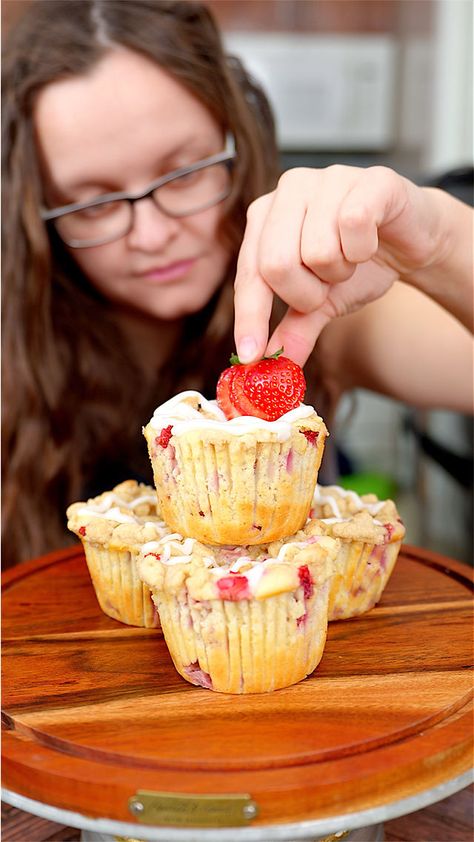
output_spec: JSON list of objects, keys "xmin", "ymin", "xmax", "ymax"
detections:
[
  {"xmin": 50, "ymin": 136, "xmax": 221, "ymax": 202},
  {"xmin": 47, "ymin": 180, "xmax": 117, "ymax": 205}
]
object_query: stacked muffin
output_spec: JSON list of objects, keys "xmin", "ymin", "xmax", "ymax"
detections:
[
  {"xmin": 67, "ymin": 480, "xmax": 165, "ymax": 627},
  {"xmin": 138, "ymin": 530, "xmax": 338, "ymax": 693},
  {"xmin": 309, "ymin": 484, "xmax": 405, "ymax": 620},
  {"xmin": 68, "ymin": 353, "xmax": 405, "ymax": 693},
  {"xmin": 138, "ymin": 383, "xmax": 338, "ymax": 693},
  {"xmin": 142, "ymin": 390, "xmax": 328, "ymax": 545}
]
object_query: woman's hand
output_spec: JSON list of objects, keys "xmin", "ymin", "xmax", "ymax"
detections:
[{"xmin": 233, "ymin": 165, "xmax": 471, "ymax": 365}]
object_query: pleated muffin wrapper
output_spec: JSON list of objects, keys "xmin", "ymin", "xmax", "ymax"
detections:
[
  {"xmin": 66, "ymin": 480, "xmax": 173, "ymax": 627},
  {"xmin": 309, "ymin": 484, "xmax": 406, "ymax": 621},
  {"xmin": 143, "ymin": 390, "xmax": 328, "ymax": 546},
  {"xmin": 137, "ymin": 531, "xmax": 339, "ymax": 694}
]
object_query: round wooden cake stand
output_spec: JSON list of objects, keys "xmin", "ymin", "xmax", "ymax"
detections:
[{"xmin": 2, "ymin": 544, "xmax": 473, "ymax": 842}]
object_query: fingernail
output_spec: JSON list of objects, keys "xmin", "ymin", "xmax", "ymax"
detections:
[{"xmin": 238, "ymin": 336, "xmax": 258, "ymax": 363}]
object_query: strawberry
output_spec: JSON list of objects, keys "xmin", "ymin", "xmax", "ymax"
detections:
[
  {"xmin": 384, "ymin": 523, "xmax": 395, "ymax": 541},
  {"xmin": 298, "ymin": 565, "xmax": 314, "ymax": 599},
  {"xmin": 229, "ymin": 365, "xmax": 259, "ymax": 416},
  {"xmin": 301, "ymin": 429, "xmax": 319, "ymax": 446},
  {"xmin": 156, "ymin": 425, "xmax": 173, "ymax": 448},
  {"xmin": 215, "ymin": 365, "xmax": 241, "ymax": 419},
  {"xmin": 216, "ymin": 574, "xmax": 250, "ymax": 601},
  {"xmin": 216, "ymin": 348, "xmax": 306, "ymax": 421}
]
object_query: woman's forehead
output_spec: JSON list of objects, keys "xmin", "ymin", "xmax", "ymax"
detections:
[{"xmin": 34, "ymin": 47, "xmax": 221, "ymax": 193}]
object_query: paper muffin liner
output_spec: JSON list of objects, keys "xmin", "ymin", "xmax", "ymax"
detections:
[
  {"xmin": 153, "ymin": 581, "xmax": 330, "ymax": 694},
  {"xmin": 81, "ymin": 543, "xmax": 158, "ymax": 628},
  {"xmin": 328, "ymin": 538, "xmax": 403, "ymax": 621},
  {"xmin": 144, "ymin": 411, "xmax": 327, "ymax": 545},
  {"xmin": 67, "ymin": 480, "xmax": 168, "ymax": 628},
  {"xmin": 137, "ymin": 530, "xmax": 339, "ymax": 694}
]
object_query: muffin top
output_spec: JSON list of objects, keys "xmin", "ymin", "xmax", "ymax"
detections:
[
  {"xmin": 309, "ymin": 485, "xmax": 405, "ymax": 544},
  {"xmin": 137, "ymin": 529, "xmax": 339, "ymax": 602},
  {"xmin": 145, "ymin": 390, "xmax": 325, "ymax": 444},
  {"xmin": 67, "ymin": 480, "xmax": 169, "ymax": 549}
]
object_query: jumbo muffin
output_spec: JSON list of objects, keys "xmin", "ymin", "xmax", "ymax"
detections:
[
  {"xmin": 137, "ymin": 530, "xmax": 339, "ymax": 693},
  {"xmin": 309, "ymin": 484, "xmax": 406, "ymax": 620},
  {"xmin": 67, "ymin": 479, "xmax": 170, "ymax": 627},
  {"xmin": 143, "ymin": 390, "xmax": 327, "ymax": 546}
]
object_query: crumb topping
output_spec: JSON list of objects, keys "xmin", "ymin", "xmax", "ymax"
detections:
[
  {"xmin": 309, "ymin": 485, "xmax": 405, "ymax": 543},
  {"xmin": 66, "ymin": 480, "xmax": 166, "ymax": 549},
  {"xmin": 137, "ymin": 532, "xmax": 339, "ymax": 601}
]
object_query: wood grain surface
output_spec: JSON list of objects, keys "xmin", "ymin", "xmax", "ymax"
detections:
[{"xmin": 2, "ymin": 544, "xmax": 473, "ymax": 832}]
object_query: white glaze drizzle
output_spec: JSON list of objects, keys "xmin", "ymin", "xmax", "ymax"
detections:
[
  {"xmin": 140, "ymin": 533, "xmax": 318, "ymax": 595},
  {"xmin": 228, "ymin": 556, "xmax": 253, "ymax": 572},
  {"xmin": 76, "ymin": 506, "xmax": 137, "ymax": 524},
  {"xmin": 147, "ymin": 390, "xmax": 317, "ymax": 442},
  {"xmin": 81, "ymin": 492, "xmax": 158, "ymax": 514},
  {"xmin": 312, "ymin": 484, "xmax": 387, "ymax": 517},
  {"xmin": 275, "ymin": 539, "xmax": 316, "ymax": 561},
  {"xmin": 141, "ymin": 536, "xmax": 195, "ymax": 565}
]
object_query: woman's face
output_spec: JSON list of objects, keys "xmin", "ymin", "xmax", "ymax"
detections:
[{"xmin": 34, "ymin": 48, "xmax": 231, "ymax": 320}]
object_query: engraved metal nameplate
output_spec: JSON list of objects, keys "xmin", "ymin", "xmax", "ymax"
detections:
[{"xmin": 128, "ymin": 790, "xmax": 259, "ymax": 827}]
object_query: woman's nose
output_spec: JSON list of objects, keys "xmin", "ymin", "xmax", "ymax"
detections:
[{"xmin": 127, "ymin": 197, "xmax": 180, "ymax": 252}]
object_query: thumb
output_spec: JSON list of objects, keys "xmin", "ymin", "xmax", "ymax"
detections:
[{"xmin": 266, "ymin": 308, "xmax": 332, "ymax": 367}]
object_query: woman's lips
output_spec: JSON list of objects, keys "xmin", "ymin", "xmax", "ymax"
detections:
[{"xmin": 137, "ymin": 258, "xmax": 196, "ymax": 283}]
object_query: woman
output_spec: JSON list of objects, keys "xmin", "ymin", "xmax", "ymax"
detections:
[{"xmin": 2, "ymin": 0, "xmax": 472, "ymax": 566}]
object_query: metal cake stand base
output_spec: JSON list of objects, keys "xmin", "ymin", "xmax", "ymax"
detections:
[{"xmin": 80, "ymin": 824, "xmax": 384, "ymax": 842}]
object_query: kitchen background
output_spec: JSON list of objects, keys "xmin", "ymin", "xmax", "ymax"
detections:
[
  {"xmin": 4, "ymin": 0, "xmax": 473, "ymax": 562},
  {"xmin": 208, "ymin": 0, "xmax": 474, "ymax": 565}
]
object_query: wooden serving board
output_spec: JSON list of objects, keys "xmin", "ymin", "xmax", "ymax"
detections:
[{"xmin": 2, "ymin": 544, "xmax": 473, "ymax": 831}]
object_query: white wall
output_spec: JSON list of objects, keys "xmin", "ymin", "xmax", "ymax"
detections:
[{"xmin": 424, "ymin": 0, "xmax": 473, "ymax": 174}]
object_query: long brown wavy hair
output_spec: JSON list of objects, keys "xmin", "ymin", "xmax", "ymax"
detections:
[{"xmin": 2, "ymin": 0, "xmax": 280, "ymax": 566}]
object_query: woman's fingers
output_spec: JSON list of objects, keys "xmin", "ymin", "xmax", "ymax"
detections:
[
  {"xmin": 266, "ymin": 306, "xmax": 333, "ymax": 367},
  {"xmin": 254, "ymin": 171, "xmax": 332, "ymax": 309},
  {"xmin": 233, "ymin": 194, "xmax": 274, "ymax": 363},
  {"xmin": 234, "ymin": 188, "xmax": 330, "ymax": 362},
  {"xmin": 338, "ymin": 166, "xmax": 408, "ymax": 264},
  {"xmin": 234, "ymin": 166, "xmax": 413, "ymax": 366},
  {"xmin": 298, "ymin": 166, "xmax": 357, "ymax": 284}
]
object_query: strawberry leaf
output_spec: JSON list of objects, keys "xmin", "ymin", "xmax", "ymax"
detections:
[
  {"xmin": 229, "ymin": 347, "xmax": 284, "ymax": 366},
  {"xmin": 264, "ymin": 347, "xmax": 284, "ymax": 360}
]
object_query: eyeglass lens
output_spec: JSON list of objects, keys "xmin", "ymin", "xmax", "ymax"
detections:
[{"xmin": 55, "ymin": 161, "xmax": 231, "ymax": 247}]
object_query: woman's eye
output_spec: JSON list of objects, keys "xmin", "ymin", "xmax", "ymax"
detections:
[
  {"xmin": 167, "ymin": 170, "xmax": 203, "ymax": 189},
  {"xmin": 76, "ymin": 201, "xmax": 122, "ymax": 219}
]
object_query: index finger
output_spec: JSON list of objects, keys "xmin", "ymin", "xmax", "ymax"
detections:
[{"xmin": 234, "ymin": 194, "xmax": 274, "ymax": 363}]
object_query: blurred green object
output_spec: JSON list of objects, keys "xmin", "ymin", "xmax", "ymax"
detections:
[{"xmin": 338, "ymin": 472, "xmax": 397, "ymax": 501}]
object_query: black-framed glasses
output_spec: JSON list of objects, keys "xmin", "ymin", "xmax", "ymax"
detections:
[{"xmin": 40, "ymin": 134, "xmax": 236, "ymax": 248}]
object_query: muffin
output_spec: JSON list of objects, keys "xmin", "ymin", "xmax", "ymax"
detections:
[
  {"xmin": 143, "ymin": 390, "xmax": 328, "ymax": 546},
  {"xmin": 309, "ymin": 484, "xmax": 406, "ymax": 620},
  {"xmin": 137, "ymin": 530, "xmax": 339, "ymax": 693},
  {"xmin": 67, "ymin": 479, "xmax": 172, "ymax": 627}
]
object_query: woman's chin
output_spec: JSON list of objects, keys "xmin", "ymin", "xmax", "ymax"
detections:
[{"xmin": 114, "ymin": 294, "xmax": 209, "ymax": 322}]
